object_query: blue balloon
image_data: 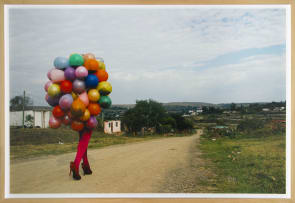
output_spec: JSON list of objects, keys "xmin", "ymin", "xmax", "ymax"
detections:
[
  {"xmin": 85, "ymin": 74, "xmax": 99, "ymax": 88},
  {"xmin": 54, "ymin": 57, "xmax": 69, "ymax": 69}
]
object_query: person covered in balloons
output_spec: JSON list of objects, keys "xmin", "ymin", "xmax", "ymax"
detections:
[{"xmin": 45, "ymin": 53, "xmax": 112, "ymax": 180}]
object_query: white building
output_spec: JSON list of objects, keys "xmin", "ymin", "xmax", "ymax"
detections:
[
  {"xmin": 10, "ymin": 106, "xmax": 51, "ymax": 128},
  {"xmin": 104, "ymin": 120, "xmax": 121, "ymax": 134}
]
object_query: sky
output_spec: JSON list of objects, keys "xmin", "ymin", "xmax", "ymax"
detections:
[{"xmin": 7, "ymin": 6, "xmax": 287, "ymax": 106}]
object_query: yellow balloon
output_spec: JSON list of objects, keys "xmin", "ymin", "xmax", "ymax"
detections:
[
  {"xmin": 48, "ymin": 84, "xmax": 60, "ymax": 97},
  {"xmin": 97, "ymin": 81, "xmax": 112, "ymax": 96},
  {"xmin": 72, "ymin": 92, "xmax": 78, "ymax": 100},
  {"xmin": 88, "ymin": 89, "xmax": 100, "ymax": 102},
  {"xmin": 80, "ymin": 109, "xmax": 90, "ymax": 121},
  {"xmin": 98, "ymin": 61, "xmax": 106, "ymax": 70}
]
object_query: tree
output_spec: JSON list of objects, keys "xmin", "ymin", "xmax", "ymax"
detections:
[
  {"xmin": 25, "ymin": 115, "xmax": 34, "ymax": 127},
  {"xmin": 230, "ymin": 103, "xmax": 236, "ymax": 111},
  {"xmin": 170, "ymin": 113, "xmax": 194, "ymax": 132},
  {"xmin": 122, "ymin": 99, "xmax": 169, "ymax": 135},
  {"xmin": 10, "ymin": 95, "xmax": 33, "ymax": 110}
]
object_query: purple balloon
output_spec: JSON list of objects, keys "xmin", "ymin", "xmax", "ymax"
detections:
[
  {"xmin": 86, "ymin": 116, "xmax": 98, "ymax": 129},
  {"xmin": 73, "ymin": 79, "xmax": 86, "ymax": 94},
  {"xmin": 59, "ymin": 94, "xmax": 73, "ymax": 111},
  {"xmin": 64, "ymin": 67, "xmax": 76, "ymax": 81},
  {"xmin": 45, "ymin": 94, "xmax": 60, "ymax": 107}
]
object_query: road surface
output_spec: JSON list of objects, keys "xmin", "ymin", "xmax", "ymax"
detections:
[{"xmin": 10, "ymin": 130, "xmax": 203, "ymax": 193}]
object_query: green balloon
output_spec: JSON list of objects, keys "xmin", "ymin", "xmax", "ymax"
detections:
[
  {"xmin": 69, "ymin": 54, "xmax": 84, "ymax": 66},
  {"xmin": 99, "ymin": 96, "xmax": 112, "ymax": 109}
]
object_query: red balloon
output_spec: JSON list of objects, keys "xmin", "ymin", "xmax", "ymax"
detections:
[
  {"xmin": 71, "ymin": 120, "xmax": 85, "ymax": 131},
  {"xmin": 52, "ymin": 105, "xmax": 65, "ymax": 118},
  {"xmin": 62, "ymin": 115, "xmax": 72, "ymax": 125},
  {"xmin": 49, "ymin": 115, "xmax": 61, "ymax": 129},
  {"xmin": 60, "ymin": 80, "xmax": 73, "ymax": 94}
]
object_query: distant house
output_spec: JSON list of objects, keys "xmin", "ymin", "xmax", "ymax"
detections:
[
  {"xmin": 104, "ymin": 120, "xmax": 121, "ymax": 134},
  {"xmin": 10, "ymin": 106, "xmax": 52, "ymax": 128},
  {"xmin": 262, "ymin": 108, "xmax": 270, "ymax": 112}
]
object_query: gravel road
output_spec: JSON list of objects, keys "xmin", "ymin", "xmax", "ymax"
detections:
[{"xmin": 10, "ymin": 130, "xmax": 203, "ymax": 194}]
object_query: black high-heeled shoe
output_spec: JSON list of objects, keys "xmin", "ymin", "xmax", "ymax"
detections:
[
  {"xmin": 69, "ymin": 162, "xmax": 81, "ymax": 180},
  {"xmin": 82, "ymin": 162, "xmax": 92, "ymax": 175}
]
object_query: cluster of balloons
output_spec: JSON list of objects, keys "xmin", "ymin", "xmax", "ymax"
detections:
[{"xmin": 45, "ymin": 53, "xmax": 112, "ymax": 131}]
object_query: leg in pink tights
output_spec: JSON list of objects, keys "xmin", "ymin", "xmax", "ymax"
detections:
[{"xmin": 74, "ymin": 129, "xmax": 92, "ymax": 169}]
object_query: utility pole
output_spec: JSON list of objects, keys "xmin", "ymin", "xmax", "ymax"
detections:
[{"xmin": 22, "ymin": 90, "xmax": 25, "ymax": 128}]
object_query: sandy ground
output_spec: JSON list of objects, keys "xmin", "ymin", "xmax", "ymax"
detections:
[{"xmin": 10, "ymin": 130, "xmax": 203, "ymax": 194}]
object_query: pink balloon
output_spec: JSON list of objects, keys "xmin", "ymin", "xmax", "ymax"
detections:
[
  {"xmin": 44, "ymin": 81, "xmax": 53, "ymax": 92},
  {"xmin": 86, "ymin": 116, "xmax": 98, "ymax": 129},
  {"xmin": 75, "ymin": 66, "xmax": 88, "ymax": 78},
  {"xmin": 49, "ymin": 115, "xmax": 61, "ymax": 129},
  {"xmin": 79, "ymin": 92, "xmax": 89, "ymax": 107},
  {"xmin": 47, "ymin": 68, "xmax": 54, "ymax": 80},
  {"xmin": 50, "ymin": 69, "xmax": 65, "ymax": 83},
  {"xmin": 62, "ymin": 115, "xmax": 72, "ymax": 125}
]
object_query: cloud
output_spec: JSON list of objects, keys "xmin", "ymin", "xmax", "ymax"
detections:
[{"xmin": 7, "ymin": 6, "xmax": 287, "ymax": 105}]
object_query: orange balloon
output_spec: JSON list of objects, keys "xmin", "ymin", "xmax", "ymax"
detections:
[
  {"xmin": 71, "ymin": 98, "xmax": 86, "ymax": 117},
  {"xmin": 88, "ymin": 103, "xmax": 101, "ymax": 116},
  {"xmin": 96, "ymin": 69, "xmax": 108, "ymax": 82},
  {"xmin": 84, "ymin": 59, "xmax": 99, "ymax": 71},
  {"xmin": 71, "ymin": 120, "xmax": 85, "ymax": 131},
  {"xmin": 83, "ymin": 53, "xmax": 95, "ymax": 61}
]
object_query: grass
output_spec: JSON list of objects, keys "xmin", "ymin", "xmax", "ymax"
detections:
[
  {"xmin": 198, "ymin": 133, "xmax": 286, "ymax": 194},
  {"xmin": 10, "ymin": 127, "xmax": 190, "ymax": 160}
]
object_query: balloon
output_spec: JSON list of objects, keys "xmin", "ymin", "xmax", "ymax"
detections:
[
  {"xmin": 72, "ymin": 79, "xmax": 86, "ymax": 94},
  {"xmin": 71, "ymin": 98, "xmax": 86, "ymax": 117},
  {"xmin": 75, "ymin": 66, "xmax": 88, "ymax": 78},
  {"xmin": 64, "ymin": 67, "xmax": 76, "ymax": 81},
  {"xmin": 50, "ymin": 69, "xmax": 65, "ymax": 83},
  {"xmin": 83, "ymin": 53, "xmax": 95, "ymax": 61},
  {"xmin": 44, "ymin": 81, "xmax": 53, "ymax": 92},
  {"xmin": 85, "ymin": 74, "xmax": 98, "ymax": 88},
  {"xmin": 47, "ymin": 68, "xmax": 54, "ymax": 80},
  {"xmin": 88, "ymin": 89, "xmax": 100, "ymax": 102},
  {"xmin": 53, "ymin": 105, "xmax": 65, "ymax": 118},
  {"xmin": 71, "ymin": 120, "xmax": 85, "ymax": 131},
  {"xmin": 72, "ymin": 91, "xmax": 78, "ymax": 100},
  {"xmin": 59, "ymin": 94, "xmax": 73, "ymax": 111},
  {"xmin": 97, "ymin": 81, "xmax": 112, "ymax": 96},
  {"xmin": 96, "ymin": 69, "xmax": 108, "ymax": 82},
  {"xmin": 79, "ymin": 92, "xmax": 89, "ymax": 107},
  {"xmin": 62, "ymin": 115, "xmax": 72, "ymax": 125},
  {"xmin": 98, "ymin": 61, "xmax": 106, "ymax": 70},
  {"xmin": 45, "ymin": 94, "xmax": 60, "ymax": 107},
  {"xmin": 48, "ymin": 83, "xmax": 61, "ymax": 97},
  {"xmin": 88, "ymin": 103, "xmax": 101, "ymax": 116},
  {"xmin": 86, "ymin": 116, "xmax": 98, "ymax": 129},
  {"xmin": 84, "ymin": 59, "xmax": 99, "ymax": 72},
  {"xmin": 54, "ymin": 57, "xmax": 69, "ymax": 69},
  {"xmin": 60, "ymin": 80, "xmax": 73, "ymax": 93},
  {"xmin": 80, "ymin": 109, "xmax": 90, "ymax": 121},
  {"xmin": 99, "ymin": 95, "xmax": 112, "ymax": 109},
  {"xmin": 49, "ymin": 115, "xmax": 61, "ymax": 129},
  {"xmin": 69, "ymin": 53, "xmax": 84, "ymax": 67}
]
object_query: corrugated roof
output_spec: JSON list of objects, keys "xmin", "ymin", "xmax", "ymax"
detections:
[{"xmin": 10, "ymin": 106, "xmax": 52, "ymax": 112}]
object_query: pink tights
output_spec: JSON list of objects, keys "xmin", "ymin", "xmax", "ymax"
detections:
[{"xmin": 74, "ymin": 129, "xmax": 92, "ymax": 169}]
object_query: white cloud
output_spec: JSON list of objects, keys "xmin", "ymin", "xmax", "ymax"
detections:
[{"xmin": 7, "ymin": 6, "xmax": 286, "ymax": 105}]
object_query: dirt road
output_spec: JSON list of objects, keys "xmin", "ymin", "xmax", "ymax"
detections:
[{"xmin": 10, "ymin": 130, "xmax": 203, "ymax": 193}]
